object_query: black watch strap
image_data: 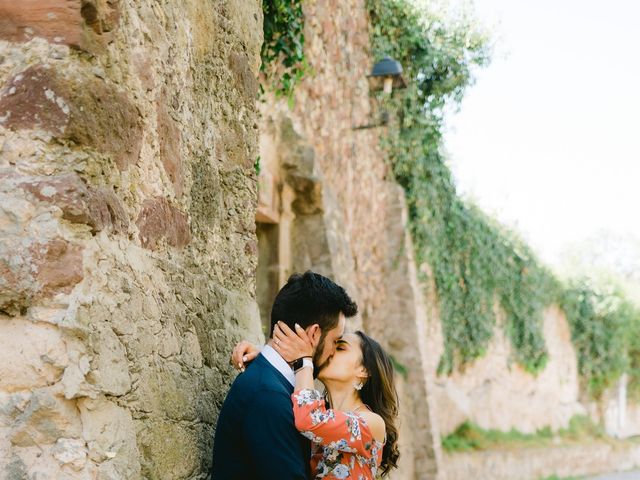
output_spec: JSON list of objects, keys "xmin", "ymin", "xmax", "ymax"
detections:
[{"xmin": 291, "ymin": 356, "xmax": 311, "ymax": 372}]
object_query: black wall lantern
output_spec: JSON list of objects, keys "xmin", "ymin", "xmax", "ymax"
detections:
[
  {"xmin": 368, "ymin": 57, "xmax": 407, "ymax": 94},
  {"xmin": 353, "ymin": 57, "xmax": 407, "ymax": 130}
]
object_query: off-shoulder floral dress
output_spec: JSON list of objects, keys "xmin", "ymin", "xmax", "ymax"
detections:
[{"xmin": 292, "ymin": 388, "xmax": 384, "ymax": 480}]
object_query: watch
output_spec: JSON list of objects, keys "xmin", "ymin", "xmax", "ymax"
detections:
[{"xmin": 292, "ymin": 356, "xmax": 313, "ymax": 373}]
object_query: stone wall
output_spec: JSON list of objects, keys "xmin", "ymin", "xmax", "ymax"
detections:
[
  {"xmin": 255, "ymin": 0, "xmax": 442, "ymax": 477},
  {"xmin": 426, "ymin": 303, "xmax": 586, "ymax": 435},
  {"xmin": 0, "ymin": 1, "xmax": 263, "ymax": 478},
  {"xmin": 585, "ymin": 375, "xmax": 640, "ymax": 439},
  {"xmin": 3, "ymin": 2, "xmax": 632, "ymax": 480}
]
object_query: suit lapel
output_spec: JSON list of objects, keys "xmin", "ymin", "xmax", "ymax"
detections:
[{"xmin": 255, "ymin": 354, "xmax": 294, "ymax": 394}]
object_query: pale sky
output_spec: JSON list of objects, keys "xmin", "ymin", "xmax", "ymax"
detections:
[{"xmin": 443, "ymin": 0, "xmax": 640, "ymax": 266}]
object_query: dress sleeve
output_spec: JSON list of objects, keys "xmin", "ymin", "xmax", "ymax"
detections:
[{"xmin": 291, "ymin": 388, "xmax": 378, "ymax": 458}]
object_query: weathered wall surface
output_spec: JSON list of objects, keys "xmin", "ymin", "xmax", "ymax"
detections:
[
  {"xmin": 584, "ymin": 375, "xmax": 640, "ymax": 439},
  {"xmin": 426, "ymin": 304, "xmax": 586, "ymax": 435},
  {"xmin": 255, "ymin": 0, "xmax": 442, "ymax": 478},
  {"xmin": 3, "ymin": 2, "xmax": 631, "ymax": 480},
  {"xmin": 0, "ymin": 1, "xmax": 263, "ymax": 478}
]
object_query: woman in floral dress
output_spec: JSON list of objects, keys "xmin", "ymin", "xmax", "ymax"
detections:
[{"xmin": 271, "ymin": 322, "xmax": 400, "ymax": 479}]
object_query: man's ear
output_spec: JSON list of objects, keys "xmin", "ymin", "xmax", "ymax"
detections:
[{"xmin": 307, "ymin": 324, "xmax": 321, "ymax": 346}]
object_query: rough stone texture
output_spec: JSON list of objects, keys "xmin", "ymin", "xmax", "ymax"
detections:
[
  {"xmin": 10, "ymin": 387, "xmax": 82, "ymax": 447},
  {"xmin": 136, "ymin": 197, "xmax": 191, "ymax": 250},
  {"xmin": 0, "ymin": 0, "xmax": 120, "ymax": 54},
  {"xmin": 0, "ymin": 65, "xmax": 69, "ymax": 135},
  {"xmin": 0, "ymin": 64, "xmax": 143, "ymax": 169},
  {"xmin": 283, "ymin": 0, "xmax": 387, "ymax": 315},
  {"xmin": 256, "ymin": 0, "xmax": 442, "ymax": 477},
  {"xmin": 156, "ymin": 92, "xmax": 183, "ymax": 197},
  {"xmin": 17, "ymin": 173, "xmax": 129, "ymax": 233},
  {"xmin": 374, "ymin": 185, "xmax": 444, "ymax": 477},
  {"xmin": 0, "ymin": 195, "xmax": 85, "ymax": 312},
  {"xmin": 0, "ymin": 1, "xmax": 263, "ymax": 479}
]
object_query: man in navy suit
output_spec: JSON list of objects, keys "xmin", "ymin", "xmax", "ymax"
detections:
[{"xmin": 211, "ymin": 271, "xmax": 358, "ymax": 479}]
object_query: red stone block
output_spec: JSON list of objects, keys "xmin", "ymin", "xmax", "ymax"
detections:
[
  {"xmin": 136, "ymin": 197, "xmax": 191, "ymax": 250},
  {"xmin": 157, "ymin": 93, "xmax": 183, "ymax": 197},
  {"xmin": 31, "ymin": 238, "xmax": 84, "ymax": 297},
  {"xmin": 0, "ymin": 0, "xmax": 120, "ymax": 53},
  {"xmin": 18, "ymin": 173, "xmax": 129, "ymax": 233},
  {"xmin": 0, "ymin": 64, "xmax": 143, "ymax": 170},
  {"xmin": 244, "ymin": 239, "xmax": 258, "ymax": 256},
  {"xmin": 0, "ymin": 64, "xmax": 69, "ymax": 135}
]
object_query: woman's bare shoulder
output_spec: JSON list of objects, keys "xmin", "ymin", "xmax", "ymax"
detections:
[{"xmin": 359, "ymin": 410, "xmax": 386, "ymax": 443}]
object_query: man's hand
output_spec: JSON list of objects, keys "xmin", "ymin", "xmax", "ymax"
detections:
[
  {"xmin": 272, "ymin": 321, "xmax": 316, "ymax": 363},
  {"xmin": 230, "ymin": 340, "xmax": 260, "ymax": 372}
]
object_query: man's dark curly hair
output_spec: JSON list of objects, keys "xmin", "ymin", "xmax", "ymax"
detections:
[{"xmin": 269, "ymin": 271, "xmax": 358, "ymax": 337}]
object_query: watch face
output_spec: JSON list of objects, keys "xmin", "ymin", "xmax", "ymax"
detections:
[{"xmin": 292, "ymin": 358, "xmax": 303, "ymax": 371}]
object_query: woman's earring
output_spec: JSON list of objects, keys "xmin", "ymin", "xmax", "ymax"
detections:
[{"xmin": 354, "ymin": 382, "xmax": 363, "ymax": 391}]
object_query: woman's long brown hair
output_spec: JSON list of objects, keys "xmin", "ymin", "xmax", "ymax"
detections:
[{"xmin": 355, "ymin": 331, "xmax": 400, "ymax": 476}]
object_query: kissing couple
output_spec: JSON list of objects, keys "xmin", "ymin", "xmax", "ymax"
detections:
[{"xmin": 211, "ymin": 271, "xmax": 400, "ymax": 479}]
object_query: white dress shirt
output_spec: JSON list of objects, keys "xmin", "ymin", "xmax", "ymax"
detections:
[{"xmin": 261, "ymin": 344, "xmax": 295, "ymax": 387}]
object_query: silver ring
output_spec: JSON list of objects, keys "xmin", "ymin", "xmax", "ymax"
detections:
[{"xmin": 275, "ymin": 339, "xmax": 280, "ymax": 346}]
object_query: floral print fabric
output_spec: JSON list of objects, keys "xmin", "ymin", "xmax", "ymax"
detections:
[{"xmin": 292, "ymin": 389, "xmax": 384, "ymax": 480}]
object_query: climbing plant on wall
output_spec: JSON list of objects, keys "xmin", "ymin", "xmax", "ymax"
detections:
[
  {"xmin": 261, "ymin": 0, "xmax": 308, "ymax": 99},
  {"xmin": 258, "ymin": 0, "xmax": 640, "ymax": 396},
  {"xmin": 367, "ymin": 0, "xmax": 640, "ymax": 391},
  {"xmin": 629, "ymin": 308, "xmax": 640, "ymax": 400},
  {"xmin": 367, "ymin": 0, "xmax": 559, "ymax": 374},
  {"xmin": 561, "ymin": 279, "xmax": 640, "ymax": 398}
]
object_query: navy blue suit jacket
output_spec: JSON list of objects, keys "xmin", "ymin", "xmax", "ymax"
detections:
[{"xmin": 211, "ymin": 353, "xmax": 310, "ymax": 479}]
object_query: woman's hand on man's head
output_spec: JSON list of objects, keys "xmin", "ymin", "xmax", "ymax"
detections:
[{"xmin": 272, "ymin": 321, "xmax": 316, "ymax": 363}]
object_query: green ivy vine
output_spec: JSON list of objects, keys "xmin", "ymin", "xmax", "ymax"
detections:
[
  {"xmin": 561, "ymin": 279, "xmax": 640, "ymax": 398},
  {"xmin": 257, "ymin": 0, "xmax": 640, "ymax": 397},
  {"xmin": 261, "ymin": 0, "xmax": 308, "ymax": 99},
  {"xmin": 367, "ymin": 0, "xmax": 558, "ymax": 374},
  {"xmin": 367, "ymin": 0, "xmax": 640, "ymax": 391}
]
